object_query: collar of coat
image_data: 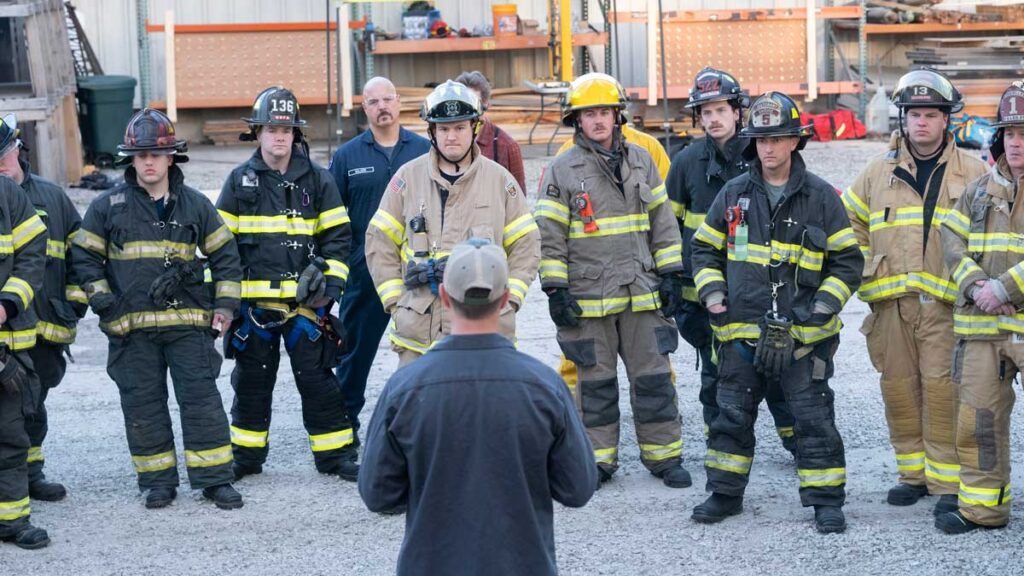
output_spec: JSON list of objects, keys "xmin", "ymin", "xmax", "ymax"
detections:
[
  {"xmin": 245, "ymin": 145, "xmax": 312, "ymax": 181},
  {"xmin": 886, "ymin": 131, "xmax": 966, "ymax": 182},
  {"xmin": 746, "ymin": 152, "xmax": 809, "ymax": 197},
  {"xmin": 703, "ymin": 133, "xmax": 746, "ymax": 180},
  {"xmin": 426, "ymin": 142, "xmax": 485, "ymax": 186},
  {"xmin": 986, "ymin": 155, "xmax": 1022, "ymax": 201}
]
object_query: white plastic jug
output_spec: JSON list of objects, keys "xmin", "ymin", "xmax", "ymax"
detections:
[{"xmin": 866, "ymin": 85, "xmax": 890, "ymax": 136}]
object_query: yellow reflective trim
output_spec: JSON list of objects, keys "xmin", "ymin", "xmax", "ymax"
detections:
[
  {"xmin": 11, "ymin": 214, "xmax": 46, "ymax": 250},
  {"xmin": 215, "ymin": 281, "xmax": 242, "ymax": 300},
  {"xmin": 568, "ymin": 214, "xmax": 649, "ymax": 239},
  {"xmin": 819, "ymin": 276, "xmax": 852, "ymax": 306},
  {"xmin": 653, "ymin": 244, "xmax": 683, "ymax": 269},
  {"xmin": 503, "ymin": 213, "xmax": 539, "ymax": 248},
  {"xmin": 309, "ymin": 429, "xmax": 354, "ymax": 452},
  {"xmin": 953, "ymin": 257, "xmax": 985, "ymax": 288},
  {"xmin": 681, "ymin": 284, "xmax": 698, "ymax": 302},
  {"xmin": 230, "ymin": 214, "xmax": 317, "ymax": 236},
  {"xmin": 315, "ymin": 206, "xmax": 351, "ymax": 233},
  {"xmin": 925, "ymin": 458, "xmax": 960, "ymax": 484},
  {"xmin": 906, "ymin": 271, "xmax": 958, "ymax": 303},
  {"xmin": 73, "ymin": 228, "xmax": 107, "ymax": 255},
  {"xmin": 218, "ymin": 210, "xmax": 240, "ymax": 233},
  {"xmin": 694, "ymin": 221, "xmax": 726, "ymax": 250},
  {"xmin": 388, "ymin": 322, "xmax": 433, "ymax": 354},
  {"xmin": 37, "ymin": 321, "xmax": 76, "ymax": 344},
  {"xmin": 508, "ymin": 278, "xmax": 529, "ymax": 302},
  {"xmin": 869, "ymin": 206, "xmax": 926, "ymax": 232},
  {"xmin": 671, "ymin": 200, "xmax": 685, "ymax": 219},
  {"xmin": 0, "ymin": 235, "xmax": 13, "ymax": 255},
  {"xmin": 683, "ymin": 211, "xmax": 705, "ymax": 231},
  {"xmin": 790, "ymin": 315, "xmax": 843, "ymax": 344},
  {"xmin": 859, "ymin": 274, "xmax": 908, "ymax": 302},
  {"xmin": 231, "ymin": 426, "xmax": 268, "ymax": 448},
  {"xmin": 798, "ymin": 467, "xmax": 847, "ymax": 487},
  {"xmin": 203, "ymin": 224, "xmax": 234, "ymax": 253},
  {"xmin": 958, "ymin": 482, "xmax": 1012, "ymax": 507},
  {"xmin": 539, "ymin": 259, "xmax": 568, "ymax": 281},
  {"xmin": 826, "ymin": 227, "xmax": 858, "ymax": 252},
  {"xmin": 0, "ymin": 497, "xmax": 30, "ymax": 521},
  {"xmin": 967, "ymin": 232, "xmax": 1024, "ymax": 255},
  {"xmin": 711, "ymin": 322, "xmax": 761, "ymax": 342},
  {"xmin": 594, "ymin": 446, "xmax": 617, "ymax": 465},
  {"xmin": 896, "ymin": 451, "xmax": 925, "ymax": 472},
  {"xmin": 46, "ymin": 239, "xmax": 66, "ymax": 259},
  {"xmin": 369, "ymin": 210, "xmax": 405, "ymax": 246},
  {"xmin": 534, "ymin": 199, "xmax": 570, "ymax": 226},
  {"xmin": 109, "ymin": 240, "xmax": 196, "ymax": 261},
  {"xmin": 776, "ymin": 426, "xmax": 795, "ymax": 439},
  {"xmin": 639, "ymin": 439, "xmax": 682, "ymax": 461},
  {"xmin": 376, "ymin": 278, "xmax": 404, "ymax": 307},
  {"xmin": 101, "ymin": 308, "xmax": 213, "ymax": 337},
  {"xmin": 1009, "ymin": 264, "xmax": 1024, "ymax": 295},
  {"xmin": 694, "ymin": 268, "xmax": 725, "ymax": 292},
  {"xmin": 185, "ymin": 445, "xmax": 233, "ymax": 468},
  {"xmin": 132, "ymin": 450, "xmax": 177, "ymax": 473},
  {"xmin": 705, "ymin": 449, "xmax": 753, "ymax": 474},
  {"xmin": 842, "ymin": 187, "xmax": 870, "ymax": 223},
  {"xmin": 1, "ymin": 276, "xmax": 33, "ymax": 309},
  {"xmin": 646, "ymin": 183, "xmax": 667, "ymax": 210},
  {"xmin": 942, "ymin": 208, "xmax": 971, "ymax": 238},
  {"xmin": 0, "ymin": 328, "xmax": 39, "ymax": 351},
  {"xmin": 242, "ymin": 280, "xmax": 298, "ymax": 300},
  {"xmin": 27, "ymin": 446, "xmax": 43, "ymax": 463},
  {"xmin": 325, "ymin": 258, "xmax": 350, "ymax": 281}
]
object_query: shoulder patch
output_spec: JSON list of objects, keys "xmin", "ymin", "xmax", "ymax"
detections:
[
  {"xmin": 109, "ymin": 193, "xmax": 125, "ymax": 206},
  {"xmin": 546, "ymin": 184, "xmax": 560, "ymax": 198},
  {"xmin": 389, "ymin": 177, "xmax": 406, "ymax": 195},
  {"xmin": 505, "ymin": 180, "xmax": 517, "ymax": 197}
]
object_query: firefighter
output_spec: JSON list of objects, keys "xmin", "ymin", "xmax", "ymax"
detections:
[
  {"xmin": 690, "ymin": 92, "xmax": 863, "ymax": 533},
  {"xmin": 330, "ymin": 76, "xmax": 430, "ymax": 439},
  {"xmin": 844, "ymin": 69, "xmax": 986, "ymax": 516},
  {"xmin": 535, "ymin": 73, "xmax": 691, "ymax": 488},
  {"xmin": 219, "ymin": 87, "xmax": 358, "ymax": 482},
  {"xmin": 71, "ymin": 109, "xmax": 243, "ymax": 510},
  {"xmin": 364, "ymin": 80, "xmax": 540, "ymax": 366},
  {"xmin": 0, "ymin": 113, "xmax": 86, "ymax": 502},
  {"xmin": 937, "ymin": 81, "xmax": 1024, "ymax": 533},
  {"xmin": 0, "ymin": 122, "xmax": 48, "ymax": 548},
  {"xmin": 668, "ymin": 67, "xmax": 796, "ymax": 452}
]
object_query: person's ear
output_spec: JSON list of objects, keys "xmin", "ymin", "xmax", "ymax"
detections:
[
  {"xmin": 500, "ymin": 289, "xmax": 510, "ymax": 309},
  {"xmin": 440, "ymin": 285, "xmax": 452, "ymax": 310}
]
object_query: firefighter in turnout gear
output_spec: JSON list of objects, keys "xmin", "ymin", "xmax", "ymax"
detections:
[
  {"xmin": 667, "ymin": 67, "xmax": 796, "ymax": 452},
  {"xmin": 365, "ymin": 80, "xmax": 540, "ymax": 366},
  {"xmin": 0, "ymin": 113, "xmax": 86, "ymax": 503},
  {"xmin": 71, "ymin": 109, "xmax": 244, "ymax": 510},
  {"xmin": 690, "ymin": 92, "xmax": 863, "ymax": 533},
  {"xmin": 844, "ymin": 69, "xmax": 986, "ymax": 515},
  {"xmin": 0, "ymin": 117, "xmax": 50, "ymax": 548},
  {"xmin": 219, "ymin": 87, "xmax": 358, "ymax": 482},
  {"xmin": 937, "ymin": 81, "xmax": 1024, "ymax": 534},
  {"xmin": 535, "ymin": 73, "xmax": 691, "ymax": 488}
]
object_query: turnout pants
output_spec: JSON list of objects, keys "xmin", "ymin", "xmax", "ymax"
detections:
[
  {"xmin": 953, "ymin": 337, "xmax": 1019, "ymax": 527},
  {"xmin": 557, "ymin": 309, "xmax": 682, "ymax": 475},
  {"xmin": 24, "ymin": 342, "xmax": 67, "ymax": 483},
  {"xmin": 0, "ymin": 352, "xmax": 35, "ymax": 535},
  {"xmin": 706, "ymin": 339, "xmax": 846, "ymax": 507},
  {"xmin": 229, "ymin": 310, "xmax": 354, "ymax": 472},
  {"xmin": 863, "ymin": 296, "xmax": 958, "ymax": 494},
  {"xmin": 335, "ymin": 262, "xmax": 391, "ymax": 431},
  {"xmin": 106, "ymin": 329, "xmax": 233, "ymax": 490},
  {"xmin": 674, "ymin": 300, "xmax": 796, "ymax": 447}
]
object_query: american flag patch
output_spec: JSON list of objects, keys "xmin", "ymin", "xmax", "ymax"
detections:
[{"xmin": 389, "ymin": 177, "xmax": 406, "ymax": 194}]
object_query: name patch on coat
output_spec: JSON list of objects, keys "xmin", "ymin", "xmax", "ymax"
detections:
[
  {"xmin": 241, "ymin": 172, "xmax": 259, "ymax": 188},
  {"xmin": 348, "ymin": 166, "xmax": 375, "ymax": 177},
  {"xmin": 109, "ymin": 193, "xmax": 125, "ymax": 206}
]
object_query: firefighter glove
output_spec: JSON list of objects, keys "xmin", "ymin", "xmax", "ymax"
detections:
[
  {"xmin": 149, "ymin": 258, "xmax": 205, "ymax": 307},
  {"xmin": 754, "ymin": 312, "xmax": 794, "ymax": 380},
  {"xmin": 658, "ymin": 273, "xmax": 685, "ymax": 317},
  {"xmin": 0, "ymin": 351, "xmax": 29, "ymax": 396},
  {"xmin": 547, "ymin": 288, "xmax": 583, "ymax": 328},
  {"xmin": 88, "ymin": 292, "xmax": 117, "ymax": 316},
  {"xmin": 404, "ymin": 261, "xmax": 433, "ymax": 289},
  {"xmin": 296, "ymin": 257, "xmax": 329, "ymax": 306}
]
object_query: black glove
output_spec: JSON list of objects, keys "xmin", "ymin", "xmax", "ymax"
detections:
[
  {"xmin": 89, "ymin": 292, "xmax": 117, "ymax": 316},
  {"xmin": 296, "ymin": 257, "xmax": 329, "ymax": 306},
  {"xmin": 149, "ymin": 258, "xmax": 204, "ymax": 307},
  {"xmin": 658, "ymin": 273, "xmax": 685, "ymax": 317},
  {"xmin": 0, "ymin": 350, "xmax": 29, "ymax": 396},
  {"xmin": 754, "ymin": 313, "xmax": 794, "ymax": 380},
  {"xmin": 547, "ymin": 288, "xmax": 583, "ymax": 328},
  {"xmin": 404, "ymin": 261, "xmax": 433, "ymax": 289},
  {"xmin": 433, "ymin": 256, "xmax": 448, "ymax": 282}
]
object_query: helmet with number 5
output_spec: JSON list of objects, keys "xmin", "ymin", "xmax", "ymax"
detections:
[{"xmin": 240, "ymin": 86, "xmax": 307, "ymax": 141}]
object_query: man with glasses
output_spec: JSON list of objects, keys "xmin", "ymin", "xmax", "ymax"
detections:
[{"xmin": 330, "ymin": 77, "xmax": 429, "ymax": 439}]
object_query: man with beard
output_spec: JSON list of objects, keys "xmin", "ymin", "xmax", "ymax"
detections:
[{"xmin": 330, "ymin": 77, "xmax": 429, "ymax": 440}]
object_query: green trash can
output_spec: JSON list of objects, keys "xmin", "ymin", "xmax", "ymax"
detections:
[{"xmin": 76, "ymin": 75, "xmax": 138, "ymax": 166}]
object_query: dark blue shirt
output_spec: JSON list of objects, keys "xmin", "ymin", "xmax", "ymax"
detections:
[
  {"xmin": 329, "ymin": 127, "xmax": 430, "ymax": 266},
  {"xmin": 358, "ymin": 333, "xmax": 596, "ymax": 576}
]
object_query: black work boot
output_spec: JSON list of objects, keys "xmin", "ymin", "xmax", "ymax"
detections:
[
  {"xmin": 691, "ymin": 493, "xmax": 743, "ymax": 523},
  {"xmin": 232, "ymin": 462, "xmax": 263, "ymax": 482},
  {"xmin": 29, "ymin": 478, "xmax": 67, "ymax": 502},
  {"xmin": 595, "ymin": 467, "xmax": 613, "ymax": 490},
  {"xmin": 652, "ymin": 464, "xmax": 693, "ymax": 489},
  {"xmin": 933, "ymin": 494, "xmax": 959, "ymax": 517},
  {"xmin": 144, "ymin": 486, "xmax": 177, "ymax": 509},
  {"xmin": 781, "ymin": 436, "xmax": 798, "ymax": 458},
  {"xmin": 321, "ymin": 459, "xmax": 359, "ymax": 482},
  {"xmin": 814, "ymin": 505, "xmax": 847, "ymax": 534},
  {"xmin": 203, "ymin": 484, "xmax": 244, "ymax": 510},
  {"xmin": 935, "ymin": 510, "xmax": 994, "ymax": 534},
  {"xmin": 0, "ymin": 523, "xmax": 50, "ymax": 550},
  {"xmin": 887, "ymin": 482, "xmax": 928, "ymax": 506}
]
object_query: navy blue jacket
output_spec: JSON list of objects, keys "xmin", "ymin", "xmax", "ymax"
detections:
[
  {"xmin": 359, "ymin": 333, "xmax": 596, "ymax": 576},
  {"xmin": 329, "ymin": 128, "xmax": 429, "ymax": 266}
]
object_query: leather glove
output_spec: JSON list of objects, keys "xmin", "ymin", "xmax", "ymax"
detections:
[
  {"xmin": 546, "ymin": 288, "xmax": 583, "ymax": 328},
  {"xmin": 0, "ymin": 351, "xmax": 29, "ymax": 396},
  {"xmin": 754, "ymin": 312, "xmax": 794, "ymax": 380},
  {"xmin": 149, "ymin": 258, "xmax": 205, "ymax": 307},
  {"xmin": 404, "ymin": 261, "xmax": 433, "ymax": 290},
  {"xmin": 295, "ymin": 257, "xmax": 329, "ymax": 306},
  {"xmin": 658, "ymin": 273, "xmax": 685, "ymax": 317},
  {"xmin": 89, "ymin": 292, "xmax": 117, "ymax": 316},
  {"xmin": 433, "ymin": 256, "xmax": 449, "ymax": 283}
]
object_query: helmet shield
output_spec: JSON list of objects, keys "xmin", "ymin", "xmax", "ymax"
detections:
[
  {"xmin": 422, "ymin": 80, "xmax": 481, "ymax": 124},
  {"xmin": 892, "ymin": 69, "xmax": 963, "ymax": 112}
]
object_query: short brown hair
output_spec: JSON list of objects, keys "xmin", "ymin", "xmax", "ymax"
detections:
[
  {"xmin": 449, "ymin": 288, "xmax": 504, "ymax": 320},
  {"xmin": 454, "ymin": 71, "xmax": 491, "ymax": 107}
]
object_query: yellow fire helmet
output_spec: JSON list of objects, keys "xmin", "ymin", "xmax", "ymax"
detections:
[{"xmin": 561, "ymin": 74, "xmax": 628, "ymax": 127}]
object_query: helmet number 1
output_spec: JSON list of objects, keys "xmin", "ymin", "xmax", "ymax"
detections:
[
  {"xmin": 270, "ymin": 99, "xmax": 295, "ymax": 114},
  {"xmin": 1009, "ymin": 96, "xmax": 1019, "ymax": 116}
]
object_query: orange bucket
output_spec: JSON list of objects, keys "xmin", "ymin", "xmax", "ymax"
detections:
[{"xmin": 492, "ymin": 4, "xmax": 518, "ymax": 38}]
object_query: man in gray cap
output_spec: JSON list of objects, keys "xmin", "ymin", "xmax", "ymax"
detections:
[{"xmin": 359, "ymin": 238, "xmax": 596, "ymax": 576}]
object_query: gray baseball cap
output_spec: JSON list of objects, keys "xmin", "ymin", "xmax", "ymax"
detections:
[{"xmin": 443, "ymin": 238, "xmax": 508, "ymax": 305}]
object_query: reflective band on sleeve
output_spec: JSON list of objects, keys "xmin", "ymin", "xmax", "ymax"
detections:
[
  {"xmin": 705, "ymin": 449, "xmax": 753, "ymax": 475},
  {"xmin": 369, "ymin": 210, "xmax": 406, "ymax": 246},
  {"xmin": 0, "ymin": 497, "xmax": 30, "ymax": 521},
  {"xmin": 539, "ymin": 259, "xmax": 569, "ymax": 281},
  {"xmin": 534, "ymin": 199, "xmax": 570, "ymax": 226},
  {"xmin": 218, "ymin": 210, "xmax": 240, "ymax": 234},
  {"xmin": 46, "ymin": 239, "xmax": 65, "ymax": 259},
  {"xmin": 73, "ymin": 228, "xmax": 107, "ymax": 255},
  {"xmin": 819, "ymin": 276, "xmax": 853, "ymax": 306},
  {"xmin": 27, "ymin": 446, "xmax": 43, "ymax": 463},
  {"xmin": 694, "ymin": 268, "xmax": 725, "ymax": 292},
  {"xmin": 66, "ymin": 284, "xmax": 88, "ymax": 304},
  {"xmin": 503, "ymin": 213, "xmax": 539, "ymax": 248},
  {"xmin": 12, "ymin": 214, "xmax": 46, "ymax": 250},
  {"xmin": 215, "ymin": 281, "xmax": 242, "ymax": 300},
  {"xmin": 376, "ymin": 278, "xmax": 403, "ymax": 307},
  {"xmin": 959, "ymin": 482, "xmax": 1012, "ymax": 507},
  {"xmin": 640, "ymin": 439, "xmax": 682, "ymax": 462},
  {"xmin": 594, "ymin": 447, "xmax": 617, "ymax": 465},
  {"xmin": 694, "ymin": 221, "xmax": 727, "ymax": 250},
  {"xmin": 942, "ymin": 208, "xmax": 971, "ymax": 238},
  {"xmin": 968, "ymin": 232, "xmax": 1024, "ymax": 255},
  {"xmin": 325, "ymin": 258, "xmax": 350, "ymax": 282},
  {"xmin": 1, "ymin": 276, "xmax": 33, "ymax": 309},
  {"xmin": 653, "ymin": 244, "xmax": 683, "ymax": 269},
  {"xmin": 37, "ymin": 321, "xmax": 76, "ymax": 344},
  {"xmin": 925, "ymin": 458, "xmax": 960, "ymax": 484},
  {"xmin": 776, "ymin": 426, "xmax": 794, "ymax": 439},
  {"xmin": 509, "ymin": 278, "xmax": 529, "ymax": 303},
  {"xmin": 842, "ymin": 187, "xmax": 870, "ymax": 223},
  {"xmin": 309, "ymin": 429, "xmax": 354, "ymax": 452},
  {"xmin": 646, "ymin": 183, "xmax": 667, "ymax": 210},
  {"xmin": 132, "ymin": 450, "xmax": 177, "ymax": 473},
  {"xmin": 1, "ymin": 328, "xmax": 42, "ymax": 351},
  {"xmin": 896, "ymin": 451, "xmax": 925, "ymax": 472},
  {"xmin": 204, "ymin": 224, "xmax": 235, "ymax": 253},
  {"xmin": 790, "ymin": 315, "xmax": 843, "ymax": 344},
  {"xmin": 683, "ymin": 211, "xmax": 706, "ymax": 231},
  {"xmin": 671, "ymin": 200, "xmax": 685, "ymax": 219},
  {"xmin": 953, "ymin": 257, "xmax": 985, "ymax": 288},
  {"xmin": 316, "ymin": 206, "xmax": 352, "ymax": 233},
  {"xmin": 185, "ymin": 445, "xmax": 233, "ymax": 468},
  {"xmin": 798, "ymin": 467, "xmax": 846, "ymax": 487},
  {"xmin": 826, "ymin": 227, "xmax": 858, "ymax": 252},
  {"xmin": 231, "ymin": 426, "xmax": 269, "ymax": 448}
]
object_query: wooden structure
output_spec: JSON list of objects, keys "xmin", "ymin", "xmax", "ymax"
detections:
[{"xmin": 0, "ymin": 0, "xmax": 82, "ymax": 184}]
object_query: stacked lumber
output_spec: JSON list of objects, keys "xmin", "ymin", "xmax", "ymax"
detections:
[{"xmin": 907, "ymin": 36, "xmax": 1023, "ymax": 117}]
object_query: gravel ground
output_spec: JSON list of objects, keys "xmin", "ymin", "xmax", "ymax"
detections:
[{"xmin": 10, "ymin": 139, "xmax": 1024, "ymax": 574}]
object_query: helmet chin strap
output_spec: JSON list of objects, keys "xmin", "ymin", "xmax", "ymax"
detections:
[
  {"xmin": 429, "ymin": 125, "xmax": 474, "ymax": 172},
  {"xmin": 899, "ymin": 107, "xmax": 948, "ymax": 160}
]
